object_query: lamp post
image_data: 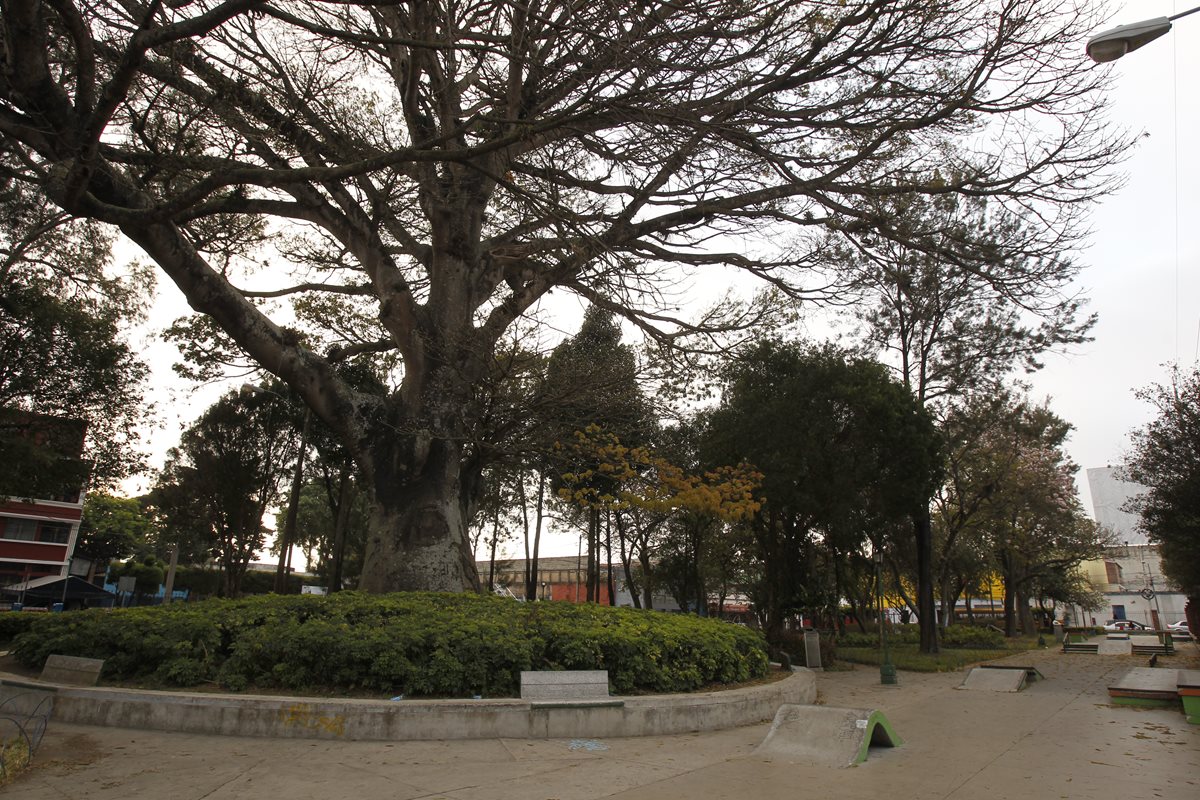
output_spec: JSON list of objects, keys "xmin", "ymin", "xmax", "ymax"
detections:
[
  {"xmin": 874, "ymin": 549, "xmax": 898, "ymax": 686},
  {"xmin": 1086, "ymin": 5, "xmax": 1200, "ymax": 63}
]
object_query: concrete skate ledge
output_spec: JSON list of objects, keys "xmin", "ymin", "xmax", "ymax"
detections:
[{"xmin": 0, "ymin": 667, "xmax": 815, "ymax": 741}]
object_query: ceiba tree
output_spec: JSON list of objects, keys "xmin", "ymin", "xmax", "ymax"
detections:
[{"xmin": 0, "ymin": 1, "xmax": 1126, "ymax": 591}]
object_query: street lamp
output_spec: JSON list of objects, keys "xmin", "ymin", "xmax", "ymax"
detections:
[
  {"xmin": 874, "ymin": 548, "xmax": 898, "ymax": 686},
  {"xmin": 1086, "ymin": 6, "xmax": 1200, "ymax": 63}
]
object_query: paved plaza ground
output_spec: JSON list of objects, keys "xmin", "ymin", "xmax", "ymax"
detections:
[{"xmin": 6, "ymin": 645, "xmax": 1199, "ymax": 800}]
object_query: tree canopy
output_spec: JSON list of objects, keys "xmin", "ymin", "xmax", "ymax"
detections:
[
  {"xmin": 701, "ymin": 341, "xmax": 940, "ymax": 640},
  {"xmin": 76, "ymin": 492, "xmax": 153, "ymax": 564},
  {"xmin": 1125, "ymin": 366, "xmax": 1200, "ymax": 599},
  {"xmin": 149, "ymin": 388, "xmax": 297, "ymax": 596},
  {"xmin": 0, "ymin": 180, "xmax": 152, "ymax": 489},
  {"xmin": 0, "ymin": 0, "xmax": 1129, "ymax": 591}
]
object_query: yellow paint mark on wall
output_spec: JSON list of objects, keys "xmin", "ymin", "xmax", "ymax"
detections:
[{"xmin": 278, "ymin": 703, "xmax": 347, "ymax": 737}]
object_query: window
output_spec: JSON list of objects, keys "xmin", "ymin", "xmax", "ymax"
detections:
[
  {"xmin": 1104, "ymin": 561, "xmax": 1123, "ymax": 584},
  {"xmin": 38, "ymin": 522, "xmax": 71, "ymax": 544},
  {"xmin": 0, "ymin": 517, "xmax": 37, "ymax": 541},
  {"xmin": 0, "ymin": 517, "xmax": 72, "ymax": 543}
]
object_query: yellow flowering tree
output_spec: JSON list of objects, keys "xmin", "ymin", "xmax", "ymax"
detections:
[{"xmin": 555, "ymin": 425, "xmax": 762, "ymax": 610}]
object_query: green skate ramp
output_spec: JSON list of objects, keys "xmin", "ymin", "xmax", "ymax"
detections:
[{"xmin": 752, "ymin": 704, "xmax": 902, "ymax": 768}]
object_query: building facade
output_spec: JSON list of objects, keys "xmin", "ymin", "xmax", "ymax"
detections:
[
  {"xmin": 1067, "ymin": 467, "xmax": 1188, "ymax": 628},
  {"xmin": 482, "ymin": 555, "xmax": 615, "ymax": 605},
  {"xmin": 0, "ymin": 413, "xmax": 88, "ymax": 588}
]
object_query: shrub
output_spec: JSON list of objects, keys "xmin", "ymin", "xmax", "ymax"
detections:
[
  {"xmin": 836, "ymin": 624, "xmax": 1005, "ymax": 650},
  {"xmin": 939, "ymin": 625, "xmax": 1005, "ymax": 649},
  {"xmin": 9, "ymin": 592, "xmax": 768, "ymax": 697},
  {"xmin": 836, "ymin": 630, "xmax": 878, "ymax": 648},
  {"xmin": 0, "ymin": 612, "xmax": 41, "ymax": 644}
]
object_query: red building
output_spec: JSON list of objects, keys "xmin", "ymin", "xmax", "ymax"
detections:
[
  {"xmin": 0, "ymin": 412, "xmax": 88, "ymax": 587},
  {"xmin": 482, "ymin": 556, "xmax": 615, "ymax": 605}
]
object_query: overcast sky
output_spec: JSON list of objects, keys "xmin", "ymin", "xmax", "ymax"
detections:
[
  {"xmin": 118, "ymin": 2, "xmax": 1200, "ymax": 562},
  {"xmin": 1026, "ymin": 0, "xmax": 1200, "ymax": 515}
]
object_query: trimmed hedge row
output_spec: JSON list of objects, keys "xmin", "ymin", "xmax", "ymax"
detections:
[
  {"xmin": 9, "ymin": 592, "xmax": 769, "ymax": 697},
  {"xmin": 0, "ymin": 611, "xmax": 40, "ymax": 644},
  {"xmin": 837, "ymin": 624, "xmax": 1005, "ymax": 649}
]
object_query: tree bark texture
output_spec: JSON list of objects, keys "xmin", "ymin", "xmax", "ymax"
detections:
[{"xmin": 914, "ymin": 508, "xmax": 940, "ymax": 653}]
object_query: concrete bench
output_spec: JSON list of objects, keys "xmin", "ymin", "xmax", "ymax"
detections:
[
  {"xmin": 520, "ymin": 670, "xmax": 622, "ymax": 708},
  {"xmin": 40, "ymin": 654, "xmax": 104, "ymax": 686}
]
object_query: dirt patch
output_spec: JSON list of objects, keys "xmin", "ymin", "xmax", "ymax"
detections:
[{"xmin": 22, "ymin": 731, "xmax": 106, "ymax": 780}]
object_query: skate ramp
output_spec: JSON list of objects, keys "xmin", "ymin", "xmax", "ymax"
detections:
[
  {"xmin": 752, "ymin": 704, "xmax": 902, "ymax": 768},
  {"xmin": 1107, "ymin": 666, "xmax": 1180, "ymax": 708},
  {"xmin": 959, "ymin": 665, "xmax": 1042, "ymax": 692}
]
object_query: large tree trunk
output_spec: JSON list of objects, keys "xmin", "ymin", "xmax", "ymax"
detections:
[
  {"xmin": 914, "ymin": 508, "xmax": 940, "ymax": 653},
  {"xmin": 1003, "ymin": 578, "xmax": 1018, "ymax": 637},
  {"xmin": 358, "ymin": 436, "xmax": 480, "ymax": 593},
  {"xmin": 1017, "ymin": 588, "xmax": 1037, "ymax": 635}
]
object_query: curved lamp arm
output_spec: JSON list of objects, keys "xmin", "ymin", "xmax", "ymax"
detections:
[{"xmin": 1087, "ymin": 5, "xmax": 1200, "ymax": 63}]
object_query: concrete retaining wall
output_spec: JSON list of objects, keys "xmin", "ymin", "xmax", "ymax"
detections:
[{"xmin": 0, "ymin": 668, "xmax": 815, "ymax": 741}]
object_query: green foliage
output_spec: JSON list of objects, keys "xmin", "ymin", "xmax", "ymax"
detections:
[
  {"xmin": 148, "ymin": 387, "xmax": 298, "ymax": 596},
  {"xmin": 701, "ymin": 340, "xmax": 941, "ymax": 639},
  {"xmin": 238, "ymin": 570, "xmax": 306, "ymax": 596},
  {"xmin": 169, "ymin": 566, "xmax": 222, "ymax": 596},
  {"xmin": 279, "ymin": 478, "xmax": 370, "ymax": 591},
  {"xmin": 0, "ymin": 181, "xmax": 152, "ymax": 489},
  {"xmin": 10, "ymin": 593, "xmax": 768, "ymax": 696},
  {"xmin": 0, "ymin": 612, "xmax": 41, "ymax": 644},
  {"xmin": 939, "ymin": 625, "xmax": 1005, "ymax": 649},
  {"xmin": 78, "ymin": 493, "xmax": 153, "ymax": 563},
  {"xmin": 0, "ymin": 410, "xmax": 90, "ymax": 501},
  {"xmin": 109, "ymin": 558, "xmax": 165, "ymax": 595},
  {"xmin": 837, "ymin": 625, "xmax": 1002, "ymax": 649},
  {"xmin": 1125, "ymin": 366, "xmax": 1200, "ymax": 597}
]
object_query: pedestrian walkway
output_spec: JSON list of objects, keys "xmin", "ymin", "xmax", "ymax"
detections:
[{"xmin": 6, "ymin": 647, "xmax": 1199, "ymax": 800}]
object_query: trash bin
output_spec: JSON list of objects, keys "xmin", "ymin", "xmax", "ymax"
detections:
[{"xmin": 51, "ymin": 602, "xmax": 64, "ymax": 612}]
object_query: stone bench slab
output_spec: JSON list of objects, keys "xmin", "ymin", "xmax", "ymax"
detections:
[
  {"xmin": 40, "ymin": 655, "xmax": 104, "ymax": 687},
  {"xmin": 520, "ymin": 670, "xmax": 611, "ymax": 702}
]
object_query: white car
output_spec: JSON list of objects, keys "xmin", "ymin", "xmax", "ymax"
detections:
[
  {"xmin": 1103, "ymin": 619, "xmax": 1149, "ymax": 632},
  {"xmin": 1167, "ymin": 620, "xmax": 1193, "ymax": 640}
]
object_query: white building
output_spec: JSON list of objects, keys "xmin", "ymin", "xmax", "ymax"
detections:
[{"xmin": 1068, "ymin": 467, "xmax": 1187, "ymax": 628}]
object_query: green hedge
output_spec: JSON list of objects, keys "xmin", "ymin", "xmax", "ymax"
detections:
[
  {"xmin": 0, "ymin": 611, "xmax": 43, "ymax": 644},
  {"xmin": 940, "ymin": 625, "xmax": 1005, "ymax": 649},
  {"xmin": 837, "ymin": 624, "xmax": 1004, "ymax": 649},
  {"xmin": 9, "ymin": 592, "xmax": 768, "ymax": 697}
]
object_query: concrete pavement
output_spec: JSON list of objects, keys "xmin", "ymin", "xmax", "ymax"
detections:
[{"xmin": 6, "ymin": 646, "xmax": 1199, "ymax": 800}]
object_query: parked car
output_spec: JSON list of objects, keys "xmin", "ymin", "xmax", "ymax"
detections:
[
  {"xmin": 1167, "ymin": 620, "xmax": 1194, "ymax": 640},
  {"xmin": 1103, "ymin": 619, "xmax": 1149, "ymax": 632}
]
